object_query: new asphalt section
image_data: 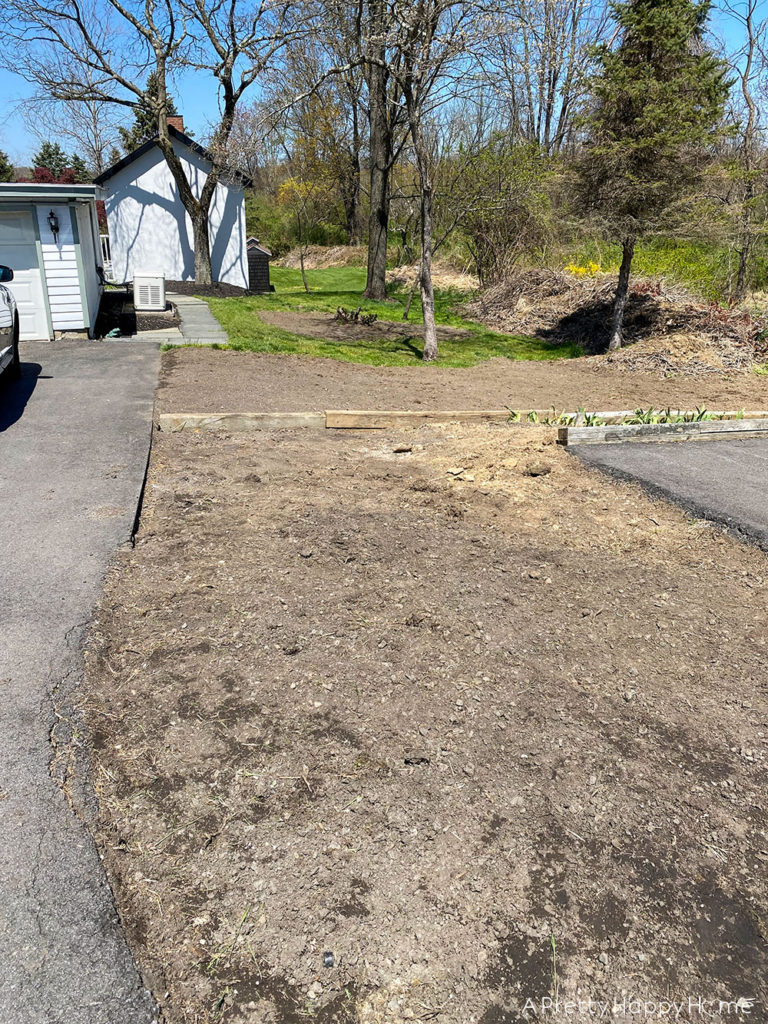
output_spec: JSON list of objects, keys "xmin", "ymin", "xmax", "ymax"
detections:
[
  {"xmin": 0, "ymin": 342, "xmax": 159, "ymax": 1024},
  {"xmin": 573, "ymin": 436, "xmax": 768, "ymax": 549}
]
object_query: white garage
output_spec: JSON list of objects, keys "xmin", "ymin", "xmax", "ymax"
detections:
[{"xmin": 0, "ymin": 184, "xmax": 106, "ymax": 341}]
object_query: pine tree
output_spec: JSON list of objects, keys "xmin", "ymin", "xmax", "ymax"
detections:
[
  {"xmin": 32, "ymin": 140, "xmax": 69, "ymax": 178},
  {"xmin": 119, "ymin": 72, "xmax": 180, "ymax": 153},
  {"xmin": 70, "ymin": 153, "xmax": 91, "ymax": 182},
  {"xmin": 579, "ymin": 0, "xmax": 730, "ymax": 350},
  {"xmin": 0, "ymin": 149, "xmax": 14, "ymax": 182}
]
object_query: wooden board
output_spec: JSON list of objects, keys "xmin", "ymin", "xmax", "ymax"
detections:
[
  {"xmin": 324, "ymin": 409, "xmax": 512, "ymax": 428},
  {"xmin": 158, "ymin": 412, "xmax": 325, "ymax": 432},
  {"xmin": 559, "ymin": 418, "xmax": 768, "ymax": 447}
]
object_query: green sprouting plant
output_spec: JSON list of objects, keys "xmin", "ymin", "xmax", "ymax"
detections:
[
  {"xmin": 624, "ymin": 405, "xmax": 718, "ymax": 425},
  {"xmin": 542, "ymin": 406, "xmax": 565, "ymax": 425},
  {"xmin": 754, "ymin": 363, "xmax": 768, "ymax": 377},
  {"xmin": 681, "ymin": 406, "xmax": 713, "ymax": 422},
  {"xmin": 580, "ymin": 406, "xmax": 606, "ymax": 427},
  {"xmin": 526, "ymin": 410, "xmax": 540, "ymax": 423},
  {"xmin": 507, "ymin": 408, "xmax": 522, "ymax": 423},
  {"xmin": 627, "ymin": 406, "xmax": 662, "ymax": 424},
  {"xmin": 736, "ymin": 408, "xmax": 745, "ymax": 419}
]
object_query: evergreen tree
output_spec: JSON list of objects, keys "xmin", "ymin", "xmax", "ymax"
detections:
[
  {"xmin": 32, "ymin": 140, "xmax": 68, "ymax": 178},
  {"xmin": 70, "ymin": 153, "xmax": 91, "ymax": 182},
  {"xmin": 0, "ymin": 149, "xmax": 14, "ymax": 182},
  {"xmin": 119, "ymin": 72, "xmax": 179, "ymax": 153},
  {"xmin": 579, "ymin": 0, "xmax": 730, "ymax": 350}
]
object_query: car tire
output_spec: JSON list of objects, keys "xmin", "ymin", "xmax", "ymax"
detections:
[{"xmin": 10, "ymin": 317, "xmax": 20, "ymax": 378}]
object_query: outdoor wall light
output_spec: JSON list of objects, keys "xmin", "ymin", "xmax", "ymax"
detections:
[{"xmin": 47, "ymin": 210, "xmax": 60, "ymax": 241}]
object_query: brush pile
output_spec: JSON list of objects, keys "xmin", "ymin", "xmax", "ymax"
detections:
[
  {"xmin": 276, "ymin": 245, "xmax": 367, "ymax": 269},
  {"xmin": 464, "ymin": 269, "xmax": 768, "ymax": 374}
]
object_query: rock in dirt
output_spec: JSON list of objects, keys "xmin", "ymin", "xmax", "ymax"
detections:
[{"xmin": 523, "ymin": 461, "xmax": 552, "ymax": 477}]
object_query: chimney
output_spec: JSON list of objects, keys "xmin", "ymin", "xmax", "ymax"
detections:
[{"xmin": 167, "ymin": 115, "xmax": 184, "ymax": 133}]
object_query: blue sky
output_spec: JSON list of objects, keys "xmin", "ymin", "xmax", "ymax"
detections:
[
  {"xmin": 0, "ymin": 1, "xmax": 751, "ymax": 165},
  {"xmin": 0, "ymin": 67, "xmax": 222, "ymax": 165}
]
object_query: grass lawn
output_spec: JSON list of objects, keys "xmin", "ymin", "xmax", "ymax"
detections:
[{"xmin": 203, "ymin": 265, "xmax": 583, "ymax": 367}]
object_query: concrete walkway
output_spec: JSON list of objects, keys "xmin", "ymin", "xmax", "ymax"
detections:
[
  {"xmin": 166, "ymin": 292, "xmax": 229, "ymax": 346},
  {"xmin": 0, "ymin": 342, "xmax": 159, "ymax": 1024}
]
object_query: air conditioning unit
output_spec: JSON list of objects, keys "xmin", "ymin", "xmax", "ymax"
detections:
[{"xmin": 134, "ymin": 273, "xmax": 166, "ymax": 311}]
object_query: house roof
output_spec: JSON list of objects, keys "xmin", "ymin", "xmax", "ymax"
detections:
[
  {"xmin": 0, "ymin": 183, "xmax": 106, "ymax": 202},
  {"xmin": 93, "ymin": 124, "xmax": 252, "ymax": 188}
]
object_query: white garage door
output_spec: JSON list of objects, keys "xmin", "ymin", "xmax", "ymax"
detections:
[{"xmin": 0, "ymin": 212, "xmax": 49, "ymax": 341}]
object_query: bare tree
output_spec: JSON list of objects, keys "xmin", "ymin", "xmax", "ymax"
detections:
[
  {"xmin": 376, "ymin": 0, "xmax": 489, "ymax": 359},
  {"xmin": 488, "ymin": 0, "xmax": 610, "ymax": 153},
  {"xmin": 268, "ymin": 33, "xmax": 366, "ymax": 245},
  {"xmin": 27, "ymin": 81, "xmax": 126, "ymax": 175},
  {"xmin": 1, "ymin": 0, "xmax": 301, "ymax": 284},
  {"xmin": 721, "ymin": 0, "xmax": 768, "ymax": 300}
]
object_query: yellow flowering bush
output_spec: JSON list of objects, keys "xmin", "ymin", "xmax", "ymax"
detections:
[{"xmin": 565, "ymin": 261, "xmax": 601, "ymax": 276}]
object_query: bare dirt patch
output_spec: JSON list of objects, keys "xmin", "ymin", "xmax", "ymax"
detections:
[
  {"xmin": 156, "ymin": 348, "xmax": 768, "ymax": 416},
  {"xmin": 258, "ymin": 310, "xmax": 472, "ymax": 346},
  {"xmin": 83, "ymin": 423, "xmax": 768, "ymax": 1023}
]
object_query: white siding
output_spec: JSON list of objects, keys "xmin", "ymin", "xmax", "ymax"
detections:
[
  {"xmin": 36, "ymin": 205, "xmax": 84, "ymax": 330},
  {"xmin": 104, "ymin": 140, "xmax": 248, "ymax": 289}
]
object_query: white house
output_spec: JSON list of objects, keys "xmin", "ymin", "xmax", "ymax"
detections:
[
  {"xmin": 0, "ymin": 183, "xmax": 105, "ymax": 341},
  {"xmin": 95, "ymin": 121, "xmax": 250, "ymax": 289}
]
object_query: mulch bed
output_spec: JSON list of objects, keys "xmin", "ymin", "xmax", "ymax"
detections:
[
  {"xmin": 166, "ymin": 280, "xmax": 248, "ymax": 298},
  {"xmin": 82, "ymin": 423, "xmax": 768, "ymax": 1023},
  {"xmin": 95, "ymin": 289, "xmax": 180, "ymax": 337},
  {"xmin": 258, "ymin": 310, "xmax": 472, "ymax": 344}
]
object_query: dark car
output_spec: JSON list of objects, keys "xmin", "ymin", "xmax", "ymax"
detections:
[{"xmin": 0, "ymin": 265, "xmax": 19, "ymax": 382}]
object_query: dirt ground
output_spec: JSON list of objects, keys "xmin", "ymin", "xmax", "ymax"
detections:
[
  {"xmin": 258, "ymin": 310, "xmax": 472, "ymax": 345},
  {"xmin": 157, "ymin": 348, "xmax": 768, "ymax": 415},
  {"xmin": 82, "ymin": 421, "xmax": 768, "ymax": 1024}
]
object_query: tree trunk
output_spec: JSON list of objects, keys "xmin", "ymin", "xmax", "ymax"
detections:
[
  {"xmin": 344, "ymin": 106, "xmax": 363, "ymax": 246},
  {"xmin": 735, "ymin": 240, "xmax": 751, "ymax": 302},
  {"xmin": 299, "ymin": 239, "xmax": 310, "ymax": 293},
  {"xmin": 363, "ymin": 13, "xmax": 391, "ymax": 301},
  {"xmin": 192, "ymin": 211, "xmax": 213, "ymax": 286},
  {"xmin": 155, "ymin": 69, "xmax": 216, "ymax": 287},
  {"xmin": 734, "ymin": 181, "xmax": 754, "ymax": 303},
  {"xmin": 417, "ymin": 167, "xmax": 437, "ymax": 361},
  {"xmin": 608, "ymin": 237, "xmax": 635, "ymax": 352},
  {"xmin": 402, "ymin": 281, "xmax": 417, "ymax": 320},
  {"xmin": 342, "ymin": 154, "xmax": 362, "ymax": 246},
  {"xmin": 364, "ymin": 143, "xmax": 390, "ymax": 298}
]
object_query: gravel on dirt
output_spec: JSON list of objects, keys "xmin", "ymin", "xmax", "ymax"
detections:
[
  {"xmin": 82, "ymin": 422, "xmax": 768, "ymax": 1024},
  {"xmin": 157, "ymin": 348, "xmax": 768, "ymax": 415}
]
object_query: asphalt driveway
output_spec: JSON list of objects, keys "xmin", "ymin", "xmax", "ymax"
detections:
[
  {"xmin": 574, "ymin": 436, "xmax": 768, "ymax": 549},
  {"xmin": 0, "ymin": 342, "xmax": 159, "ymax": 1024}
]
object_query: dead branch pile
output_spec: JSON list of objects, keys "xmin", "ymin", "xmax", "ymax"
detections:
[
  {"xmin": 334, "ymin": 306, "xmax": 378, "ymax": 325},
  {"xmin": 387, "ymin": 262, "xmax": 479, "ymax": 292},
  {"xmin": 463, "ymin": 269, "xmax": 768, "ymax": 375},
  {"xmin": 276, "ymin": 245, "xmax": 367, "ymax": 269}
]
